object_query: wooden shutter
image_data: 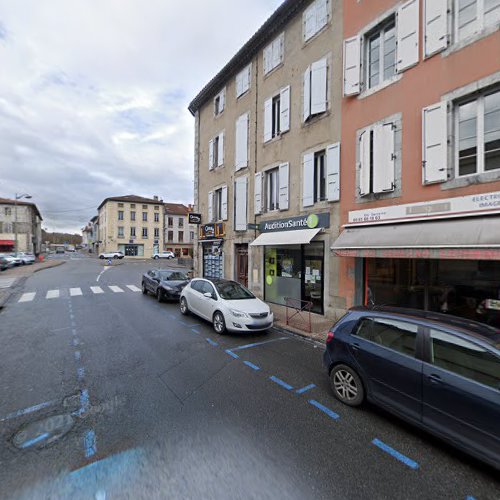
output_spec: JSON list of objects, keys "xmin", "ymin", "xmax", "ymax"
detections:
[
  {"xmin": 221, "ymin": 185, "xmax": 228, "ymax": 221},
  {"xmin": 397, "ymin": 0, "xmax": 420, "ymax": 72},
  {"xmin": 311, "ymin": 57, "xmax": 327, "ymax": 115},
  {"xmin": 280, "ymin": 85, "xmax": 290, "ymax": 133},
  {"xmin": 303, "ymin": 2, "xmax": 316, "ymax": 41},
  {"xmin": 217, "ymin": 132, "xmax": 224, "ymax": 167},
  {"xmin": 263, "ymin": 44, "xmax": 272, "ymax": 74},
  {"xmin": 236, "ymin": 72, "xmax": 243, "ymax": 98},
  {"xmin": 219, "ymin": 88, "xmax": 225, "ymax": 112},
  {"xmin": 316, "ymin": 0, "xmax": 328, "ymax": 30},
  {"xmin": 422, "ymin": 102, "xmax": 448, "ymax": 184},
  {"xmin": 373, "ymin": 123, "xmax": 395, "ymax": 193},
  {"xmin": 234, "ymin": 176, "xmax": 247, "ymax": 231},
  {"xmin": 254, "ymin": 172, "xmax": 263, "ymax": 215},
  {"xmin": 235, "ymin": 113, "xmax": 248, "ymax": 170},
  {"xmin": 326, "ymin": 142, "xmax": 340, "ymax": 202},
  {"xmin": 358, "ymin": 131, "xmax": 371, "ymax": 197},
  {"xmin": 424, "ymin": 0, "xmax": 448, "ymax": 58},
  {"xmin": 208, "ymin": 139, "xmax": 214, "ymax": 170},
  {"xmin": 264, "ymin": 98, "xmax": 272, "ymax": 142},
  {"xmin": 302, "ymin": 153, "xmax": 314, "ymax": 207},
  {"xmin": 343, "ymin": 36, "xmax": 361, "ymax": 96},
  {"xmin": 303, "ymin": 65, "xmax": 311, "ymax": 121},
  {"xmin": 208, "ymin": 191, "xmax": 213, "ymax": 222},
  {"xmin": 278, "ymin": 162, "xmax": 289, "ymax": 211}
]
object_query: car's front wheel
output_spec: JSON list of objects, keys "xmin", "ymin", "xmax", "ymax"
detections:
[
  {"xmin": 213, "ymin": 311, "xmax": 226, "ymax": 335},
  {"xmin": 99, "ymin": 255, "xmax": 104, "ymax": 259},
  {"xmin": 157, "ymin": 289, "xmax": 164, "ymax": 303},
  {"xmin": 142, "ymin": 282, "xmax": 148, "ymax": 295},
  {"xmin": 330, "ymin": 364, "xmax": 364, "ymax": 407},
  {"xmin": 154, "ymin": 255, "xmax": 159, "ymax": 259},
  {"xmin": 180, "ymin": 297, "xmax": 189, "ymax": 315}
]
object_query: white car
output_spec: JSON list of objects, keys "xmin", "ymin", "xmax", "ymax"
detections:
[
  {"xmin": 0, "ymin": 254, "xmax": 22, "ymax": 266},
  {"xmin": 180, "ymin": 278, "xmax": 273, "ymax": 334},
  {"xmin": 15, "ymin": 252, "xmax": 36, "ymax": 264},
  {"xmin": 152, "ymin": 251, "xmax": 175, "ymax": 259},
  {"xmin": 99, "ymin": 251, "xmax": 124, "ymax": 259}
]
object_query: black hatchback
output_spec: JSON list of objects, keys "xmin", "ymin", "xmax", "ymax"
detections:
[
  {"xmin": 142, "ymin": 268, "xmax": 190, "ymax": 302},
  {"xmin": 323, "ymin": 307, "xmax": 500, "ymax": 470}
]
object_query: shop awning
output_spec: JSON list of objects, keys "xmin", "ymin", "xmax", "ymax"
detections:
[
  {"xmin": 250, "ymin": 228, "xmax": 322, "ymax": 246},
  {"xmin": 0, "ymin": 240, "xmax": 15, "ymax": 245},
  {"xmin": 331, "ymin": 216, "xmax": 500, "ymax": 260}
]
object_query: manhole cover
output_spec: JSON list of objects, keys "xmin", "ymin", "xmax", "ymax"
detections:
[{"xmin": 13, "ymin": 414, "xmax": 74, "ymax": 450}]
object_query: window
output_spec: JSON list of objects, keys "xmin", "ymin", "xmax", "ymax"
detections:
[
  {"xmin": 430, "ymin": 329, "xmax": 499, "ymax": 388},
  {"xmin": 456, "ymin": 0, "xmax": 500, "ymax": 41},
  {"xmin": 214, "ymin": 188, "xmax": 223, "ymax": 221},
  {"xmin": 117, "ymin": 227, "xmax": 124, "ymax": 238},
  {"xmin": 367, "ymin": 19, "xmax": 396, "ymax": 90},
  {"xmin": 264, "ymin": 86, "xmax": 290, "ymax": 142},
  {"xmin": 235, "ymin": 113, "xmax": 249, "ymax": 170},
  {"xmin": 118, "ymin": 203, "xmax": 124, "ymax": 207},
  {"xmin": 142, "ymin": 227, "xmax": 148, "ymax": 238},
  {"xmin": 178, "ymin": 217, "xmax": 184, "ymax": 227},
  {"xmin": 154, "ymin": 228, "xmax": 160, "ymax": 238},
  {"xmin": 313, "ymin": 151, "xmax": 326, "ymax": 203},
  {"xmin": 234, "ymin": 175, "xmax": 248, "ymax": 230},
  {"xmin": 142, "ymin": 212, "xmax": 148, "ymax": 221},
  {"xmin": 257, "ymin": 164, "xmax": 288, "ymax": 214},
  {"xmin": 263, "ymin": 32, "xmax": 284, "ymax": 75},
  {"xmin": 303, "ymin": 57, "xmax": 327, "ymax": 121},
  {"xmin": 355, "ymin": 318, "xmax": 418, "ymax": 357},
  {"xmin": 178, "ymin": 231, "xmax": 184, "ymax": 243},
  {"xmin": 214, "ymin": 88, "xmax": 225, "ymax": 116},
  {"xmin": 303, "ymin": 0, "xmax": 329, "ymax": 42},
  {"xmin": 190, "ymin": 231, "xmax": 194, "ymax": 241},
  {"xmin": 4, "ymin": 207, "xmax": 11, "ymax": 216},
  {"xmin": 457, "ymin": 89, "xmax": 500, "ymax": 176},
  {"xmin": 154, "ymin": 205, "xmax": 159, "ymax": 210},
  {"xmin": 118, "ymin": 211, "xmax": 124, "ymax": 220},
  {"xmin": 266, "ymin": 168, "xmax": 279, "ymax": 211},
  {"xmin": 154, "ymin": 213, "xmax": 160, "ymax": 222},
  {"xmin": 168, "ymin": 217, "xmax": 173, "ymax": 226},
  {"xmin": 236, "ymin": 64, "xmax": 251, "ymax": 97},
  {"xmin": 208, "ymin": 186, "xmax": 228, "ymax": 222},
  {"xmin": 142, "ymin": 205, "xmax": 147, "ymax": 209},
  {"xmin": 130, "ymin": 204, "xmax": 136, "ymax": 208},
  {"xmin": 130, "ymin": 211, "xmax": 136, "ymax": 221},
  {"xmin": 130, "ymin": 227, "xmax": 136, "ymax": 237},
  {"xmin": 209, "ymin": 132, "xmax": 224, "ymax": 170},
  {"xmin": 167, "ymin": 230, "xmax": 174, "ymax": 242}
]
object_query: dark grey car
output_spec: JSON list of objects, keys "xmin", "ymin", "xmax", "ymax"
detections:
[{"xmin": 142, "ymin": 268, "xmax": 190, "ymax": 302}]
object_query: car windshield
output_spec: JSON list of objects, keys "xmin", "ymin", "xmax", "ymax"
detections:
[
  {"xmin": 214, "ymin": 281, "xmax": 255, "ymax": 300},
  {"xmin": 159, "ymin": 271, "xmax": 188, "ymax": 281}
]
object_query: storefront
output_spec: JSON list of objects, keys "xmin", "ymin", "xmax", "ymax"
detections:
[
  {"xmin": 199, "ymin": 222, "xmax": 225, "ymax": 279},
  {"xmin": 118, "ymin": 243, "xmax": 144, "ymax": 256},
  {"xmin": 251, "ymin": 213, "xmax": 329, "ymax": 315}
]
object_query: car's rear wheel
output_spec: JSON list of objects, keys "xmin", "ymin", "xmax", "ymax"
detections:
[
  {"xmin": 330, "ymin": 364, "xmax": 364, "ymax": 407},
  {"xmin": 180, "ymin": 297, "xmax": 189, "ymax": 315},
  {"xmin": 142, "ymin": 282, "xmax": 148, "ymax": 295},
  {"xmin": 113, "ymin": 255, "xmax": 118, "ymax": 259},
  {"xmin": 213, "ymin": 311, "xmax": 226, "ymax": 335},
  {"xmin": 99, "ymin": 255, "xmax": 104, "ymax": 259},
  {"xmin": 157, "ymin": 289, "xmax": 163, "ymax": 303},
  {"xmin": 154, "ymin": 255, "xmax": 159, "ymax": 259}
]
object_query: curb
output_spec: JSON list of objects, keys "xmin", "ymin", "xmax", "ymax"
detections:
[{"xmin": 271, "ymin": 324, "xmax": 326, "ymax": 348}]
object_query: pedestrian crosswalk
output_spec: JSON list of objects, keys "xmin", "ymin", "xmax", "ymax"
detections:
[
  {"xmin": 0, "ymin": 277, "xmax": 17, "ymax": 289},
  {"xmin": 17, "ymin": 285, "xmax": 142, "ymax": 303}
]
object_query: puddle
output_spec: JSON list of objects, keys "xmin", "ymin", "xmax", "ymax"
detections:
[{"xmin": 13, "ymin": 414, "xmax": 75, "ymax": 450}]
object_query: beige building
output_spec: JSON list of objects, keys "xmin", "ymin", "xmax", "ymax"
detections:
[
  {"xmin": 97, "ymin": 195, "xmax": 164, "ymax": 257},
  {"xmin": 164, "ymin": 203, "xmax": 196, "ymax": 257},
  {"xmin": 189, "ymin": 0, "xmax": 345, "ymax": 320}
]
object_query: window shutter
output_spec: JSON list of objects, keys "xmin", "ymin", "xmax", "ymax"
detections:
[
  {"xmin": 217, "ymin": 132, "xmax": 224, "ymax": 167},
  {"xmin": 254, "ymin": 172, "xmax": 263, "ymax": 215},
  {"xmin": 220, "ymin": 88, "xmax": 225, "ymax": 112},
  {"xmin": 424, "ymin": 0, "xmax": 448, "ymax": 58},
  {"xmin": 235, "ymin": 113, "xmax": 248, "ymax": 170},
  {"xmin": 236, "ymin": 72, "xmax": 242, "ymax": 98},
  {"xmin": 303, "ymin": 65, "xmax": 311, "ymax": 121},
  {"xmin": 397, "ymin": 0, "xmax": 420, "ymax": 72},
  {"xmin": 278, "ymin": 162, "xmax": 289, "ymax": 211},
  {"xmin": 264, "ymin": 98, "xmax": 272, "ymax": 142},
  {"xmin": 303, "ymin": 3, "xmax": 316, "ymax": 41},
  {"xmin": 208, "ymin": 191, "xmax": 213, "ymax": 222},
  {"xmin": 326, "ymin": 142, "xmax": 340, "ymax": 202},
  {"xmin": 302, "ymin": 153, "xmax": 314, "ymax": 207},
  {"xmin": 280, "ymin": 85, "xmax": 290, "ymax": 133},
  {"xmin": 221, "ymin": 185, "xmax": 228, "ymax": 221},
  {"xmin": 208, "ymin": 139, "xmax": 214, "ymax": 170},
  {"xmin": 271, "ymin": 35, "xmax": 283, "ymax": 69},
  {"xmin": 234, "ymin": 176, "xmax": 248, "ymax": 231},
  {"xmin": 316, "ymin": 0, "xmax": 328, "ymax": 30},
  {"xmin": 263, "ymin": 44, "xmax": 272, "ymax": 74},
  {"xmin": 244, "ymin": 64, "xmax": 251, "ymax": 94},
  {"xmin": 343, "ymin": 36, "xmax": 361, "ymax": 96},
  {"xmin": 358, "ymin": 131, "xmax": 371, "ymax": 197},
  {"xmin": 311, "ymin": 57, "xmax": 327, "ymax": 115},
  {"xmin": 422, "ymin": 101, "xmax": 448, "ymax": 184},
  {"xmin": 373, "ymin": 123, "xmax": 395, "ymax": 193}
]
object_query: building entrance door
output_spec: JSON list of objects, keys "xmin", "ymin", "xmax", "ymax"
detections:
[
  {"xmin": 125, "ymin": 245, "xmax": 138, "ymax": 256},
  {"xmin": 236, "ymin": 244, "xmax": 248, "ymax": 287}
]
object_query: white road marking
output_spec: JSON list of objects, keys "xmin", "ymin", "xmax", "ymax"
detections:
[
  {"xmin": 46, "ymin": 290, "xmax": 60, "ymax": 299},
  {"xmin": 90, "ymin": 286, "xmax": 104, "ymax": 294},
  {"xmin": 0, "ymin": 277, "xmax": 17, "ymax": 289},
  {"xmin": 18, "ymin": 292, "xmax": 36, "ymax": 303},
  {"xmin": 70, "ymin": 288, "xmax": 82, "ymax": 296},
  {"xmin": 126, "ymin": 285, "xmax": 141, "ymax": 292},
  {"xmin": 109, "ymin": 286, "xmax": 124, "ymax": 293},
  {"xmin": 96, "ymin": 267, "xmax": 110, "ymax": 282}
]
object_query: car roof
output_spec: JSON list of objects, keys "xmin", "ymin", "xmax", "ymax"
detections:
[{"xmin": 349, "ymin": 306, "xmax": 499, "ymax": 348}]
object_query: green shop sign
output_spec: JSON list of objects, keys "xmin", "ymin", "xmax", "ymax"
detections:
[{"xmin": 259, "ymin": 213, "xmax": 330, "ymax": 233}]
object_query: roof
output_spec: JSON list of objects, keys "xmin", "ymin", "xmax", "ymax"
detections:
[
  {"xmin": 0, "ymin": 197, "xmax": 43, "ymax": 220},
  {"xmin": 188, "ymin": 0, "xmax": 308, "ymax": 115},
  {"xmin": 164, "ymin": 203, "xmax": 190, "ymax": 215},
  {"xmin": 97, "ymin": 195, "xmax": 163, "ymax": 210}
]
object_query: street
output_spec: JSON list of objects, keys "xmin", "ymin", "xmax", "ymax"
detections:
[{"xmin": 0, "ymin": 256, "xmax": 498, "ymax": 500}]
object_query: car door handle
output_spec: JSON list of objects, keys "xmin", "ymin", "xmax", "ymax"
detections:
[
  {"xmin": 428, "ymin": 374, "xmax": 442, "ymax": 384},
  {"xmin": 352, "ymin": 342, "xmax": 360, "ymax": 351}
]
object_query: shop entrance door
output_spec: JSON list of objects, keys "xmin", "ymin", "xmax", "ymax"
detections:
[
  {"xmin": 235, "ymin": 244, "xmax": 248, "ymax": 287},
  {"xmin": 303, "ymin": 256, "xmax": 323, "ymax": 314},
  {"xmin": 125, "ymin": 245, "xmax": 138, "ymax": 256}
]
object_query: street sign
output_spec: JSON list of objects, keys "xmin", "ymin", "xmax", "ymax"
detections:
[
  {"xmin": 189, "ymin": 213, "xmax": 202, "ymax": 224},
  {"xmin": 247, "ymin": 223, "xmax": 259, "ymax": 230}
]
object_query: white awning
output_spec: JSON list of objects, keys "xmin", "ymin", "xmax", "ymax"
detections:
[{"xmin": 250, "ymin": 228, "xmax": 322, "ymax": 246}]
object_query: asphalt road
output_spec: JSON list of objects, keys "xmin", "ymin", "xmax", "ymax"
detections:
[{"xmin": 0, "ymin": 256, "xmax": 498, "ymax": 499}]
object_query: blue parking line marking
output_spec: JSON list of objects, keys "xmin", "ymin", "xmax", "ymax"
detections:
[
  {"xmin": 243, "ymin": 361, "xmax": 260, "ymax": 370},
  {"xmin": 225, "ymin": 350, "xmax": 239, "ymax": 359},
  {"xmin": 77, "ymin": 367, "xmax": 85, "ymax": 380},
  {"xmin": 308, "ymin": 399, "xmax": 339, "ymax": 420},
  {"xmin": 371, "ymin": 438, "xmax": 419, "ymax": 470},
  {"xmin": 189, "ymin": 324, "xmax": 201, "ymax": 327},
  {"xmin": 206, "ymin": 338, "xmax": 218, "ymax": 346},
  {"xmin": 232, "ymin": 337, "xmax": 289, "ymax": 351},
  {"xmin": 296, "ymin": 383, "xmax": 316, "ymax": 394},
  {"xmin": 84, "ymin": 430, "xmax": 97, "ymax": 458},
  {"xmin": 20, "ymin": 432, "xmax": 49, "ymax": 448},
  {"xmin": 191, "ymin": 329, "xmax": 200, "ymax": 334},
  {"xmin": 269, "ymin": 375, "xmax": 293, "ymax": 390},
  {"xmin": 466, "ymin": 496, "xmax": 477, "ymax": 500}
]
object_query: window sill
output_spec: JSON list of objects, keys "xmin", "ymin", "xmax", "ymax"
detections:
[
  {"xmin": 302, "ymin": 22, "xmax": 329, "ymax": 47},
  {"xmin": 443, "ymin": 24, "xmax": 500, "ymax": 58},
  {"xmin": 302, "ymin": 109, "xmax": 330, "ymax": 127},
  {"xmin": 358, "ymin": 74, "xmax": 402, "ymax": 100},
  {"xmin": 263, "ymin": 62, "xmax": 284, "ymax": 79},
  {"xmin": 441, "ymin": 170, "xmax": 500, "ymax": 191}
]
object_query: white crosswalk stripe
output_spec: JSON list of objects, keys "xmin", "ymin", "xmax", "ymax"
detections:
[
  {"xmin": 0, "ymin": 277, "xmax": 17, "ymax": 289},
  {"xmin": 90, "ymin": 286, "xmax": 104, "ymax": 294},
  {"xmin": 126, "ymin": 285, "xmax": 141, "ymax": 292},
  {"xmin": 70, "ymin": 288, "xmax": 82, "ymax": 296},
  {"xmin": 46, "ymin": 290, "xmax": 59, "ymax": 299},
  {"xmin": 108, "ymin": 285, "xmax": 124, "ymax": 293},
  {"xmin": 18, "ymin": 292, "xmax": 36, "ymax": 303}
]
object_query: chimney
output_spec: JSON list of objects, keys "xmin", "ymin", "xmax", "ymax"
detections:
[{"xmin": 153, "ymin": 195, "xmax": 158, "ymax": 201}]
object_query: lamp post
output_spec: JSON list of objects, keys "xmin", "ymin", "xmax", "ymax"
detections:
[{"xmin": 14, "ymin": 193, "xmax": 32, "ymax": 255}]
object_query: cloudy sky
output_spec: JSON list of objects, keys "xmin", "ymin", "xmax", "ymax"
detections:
[{"xmin": 0, "ymin": 0, "xmax": 283, "ymax": 233}]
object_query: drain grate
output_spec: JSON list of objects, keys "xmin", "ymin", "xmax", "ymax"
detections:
[{"xmin": 13, "ymin": 414, "xmax": 75, "ymax": 450}]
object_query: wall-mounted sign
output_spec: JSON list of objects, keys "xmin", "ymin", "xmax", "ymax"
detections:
[
  {"xmin": 199, "ymin": 222, "xmax": 225, "ymax": 240},
  {"xmin": 189, "ymin": 213, "xmax": 202, "ymax": 224},
  {"xmin": 259, "ymin": 213, "xmax": 330, "ymax": 233},
  {"xmin": 247, "ymin": 223, "xmax": 259, "ymax": 230}
]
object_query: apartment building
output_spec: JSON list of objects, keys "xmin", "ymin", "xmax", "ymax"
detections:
[
  {"xmin": 0, "ymin": 197, "xmax": 43, "ymax": 254},
  {"xmin": 331, "ymin": 0, "xmax": 500, "ymax": 327},
  {"xmin": 97, "ymin": 195, "xmax": 164, "ymax": 257},
  {"xmin": 189, "ymin": 0, "xmax": 345, "ymax": 319},
  {"xmin": 164, "ymin": 203, "xmax": 196, "ymax": 257}
]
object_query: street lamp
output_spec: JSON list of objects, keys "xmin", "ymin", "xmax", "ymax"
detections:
[{"xmin": 14, "ymin": 193, "xmax": 32, "ymax": 255}]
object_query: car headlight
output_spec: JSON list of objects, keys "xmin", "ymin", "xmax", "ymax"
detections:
[{"xmin": 230, "ymin": 309, "xmax": 249, "ymax": 318}]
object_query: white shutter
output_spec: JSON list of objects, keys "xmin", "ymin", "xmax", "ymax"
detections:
[
  {"xmin": 220, "ymin": 88, "xmax": 226, "ymax": 112},
  {"xmin": 217, "ymin": 132, "xmax": 224, "ymax": 167},
  {"xmin": 303, "ymin": 65, "xmax": 311, "ymax": 121},
  {"xmin": 278, "ymin": 162, "xmax": 289, "ymax": 211},
  {"xmin": 280, "ymin": 85, "xmax": 290, "ymax": 133},
  {"xmin": 359, "ymin": 131, "xmax": 371, "ymax": 197},
  {"xmin": 311, "ymin": 57, "xmax": 327, "ymax": 115},
  {"xmin": 303, "ymin": 2, "xmax": 316, "ymax": 41},
  {"xmin": 235, "ymin": 113, "xmax": 248, "ymax": 170},
  {"xmin": 221, "ymin": 185, "xmax": 228, "ymax": 221},
  {"xmin": 326, "ymin": 142, "xmax": 340, "ymax": 202},
  {"xmin": 302, "ymin": 153, "xmax": 314, "ymax": 207},
  {"xmin": 422, "ymin": 101, "xmax": 448, "ymax": 184},
  {"xmin": 208, "ymin": 139, "xmax": 214, "ymax": 170},
  {"xmin": 254, "ymin": 172, "xmax": 263, "ymax": 215},
  {"xmin": 263, "ymin": 44, "xmax": 272, "ymax": 74},
  {"xmin": 208, "ymin": 191, "xmax": 213, "ymax": 222},
  {"xmin": 316, "ymin": 0, "xmax": 328, "ymax": 30},
  {"xmin": 264, "ymin": 98, "xmax": 272, "ymax": 142},
  {"xmin": 373, "ymin": 123, "xmax": 395, "ymax": 193},
  {"xmin": 397, "ymin": 0, "xmax": 420, "ymax": 72},
  {"xmin": 424, "ymin": 0, "xmax": 448, "ymax": 58},
  {"xmin": 343, "ymin": 36, "xmax": 361, "ymax": 96},
  {"xmin": 236, "ymin": 72, "xmax": 243, "ymax": 98},
  {"xmin": 234, "ymin": 176, "xmax": 248, "ymax": 231}
]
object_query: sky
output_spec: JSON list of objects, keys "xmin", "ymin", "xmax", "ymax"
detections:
[{"xmin": 0, "ymin": 0, "xmax": 283, "ymax": 233}]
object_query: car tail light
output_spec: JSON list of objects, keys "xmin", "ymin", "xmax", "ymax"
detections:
[{"xmin": 326, "ymin": 331, "xmax": 334, "ymax": 344}]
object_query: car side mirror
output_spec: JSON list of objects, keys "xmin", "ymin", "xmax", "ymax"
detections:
[{"xmin": 203, "ymin": 292, "xmax": 213, "ymax": 298}]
